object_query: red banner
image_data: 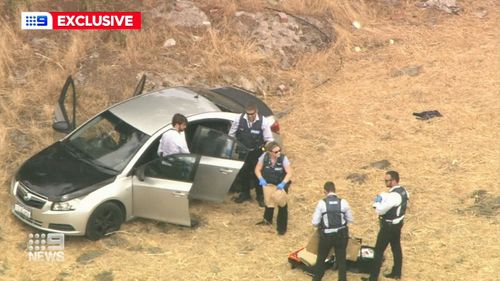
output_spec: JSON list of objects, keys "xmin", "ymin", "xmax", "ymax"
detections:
[{"xmin": 50, "ymin": 12, "xmax": 141, "ymax": 30}]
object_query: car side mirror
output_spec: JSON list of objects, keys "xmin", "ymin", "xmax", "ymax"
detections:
[
  {"xmin": 136, "ymin": 166, "xmax": 145, "ymax": 182},
  {"xmin": 52, "ymin": 121, "xmax": 71, "ymax": 134}
]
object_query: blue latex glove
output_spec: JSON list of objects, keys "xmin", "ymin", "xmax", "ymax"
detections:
[
  {"xmin": 277, "ymin": 182, "xmax": 286, "ymax": 190},
  {"xmin": 374, "ymin": 195, "xmax": 383, "ymax": 203},
  {"xmin": 258, "ymin": 177, "xmax": 267, "ymax": 186}
]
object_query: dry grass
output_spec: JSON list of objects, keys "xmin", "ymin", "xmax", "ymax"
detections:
[{"xmin": 0, "ymin": 0, "xmax": 499, "ymax": 280}]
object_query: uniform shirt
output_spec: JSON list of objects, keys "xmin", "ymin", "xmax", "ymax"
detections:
[
  {"xmin": 228, "ymin": 113, "xmax": 274, "ymax": 142},
  {"xmin": 372, "ymin": 185, "xmax": 410, "ymax": 224},
  {"xmin": 157, "ymin": 129, "xmax": 190, "ymax": 157},
  {"xmin": 312, "ymin": 192, "xmax": 354, "ymax": 228},
  {"xmin": 257, "ymin": 152, "xmax": 291, "ymax": 167}
]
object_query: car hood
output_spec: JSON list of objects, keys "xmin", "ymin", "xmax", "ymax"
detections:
[{"xmin": 16, "ymin": 141, "xmax": 118, "ymax": 201}]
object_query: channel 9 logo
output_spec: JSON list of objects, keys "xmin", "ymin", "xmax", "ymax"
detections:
[
  {"xmin": 28, "ymin": 233, "xmax": 65, "ymax": 262},
  {"xmin": 21, "ymin": 12, "xmax": 53, "ymax": 30}
]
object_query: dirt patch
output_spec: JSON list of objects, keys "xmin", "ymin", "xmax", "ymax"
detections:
[
  {"xmin": 76, "ymin": 250, "xmax": 104, "ymax": 264},
  {"xmin": 468, "ymin": 190, "xmax": 500, "ymax": 219}
]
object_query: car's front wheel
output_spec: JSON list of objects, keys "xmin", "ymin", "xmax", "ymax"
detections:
[{"xmin": 86, "ymin": 202, "xmax": 124, "ymax": 241}]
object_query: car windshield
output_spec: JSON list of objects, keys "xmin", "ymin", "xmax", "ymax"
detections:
[{"xmin": 65, "ymin": 111, "xmax": 149, "ymax": 171}]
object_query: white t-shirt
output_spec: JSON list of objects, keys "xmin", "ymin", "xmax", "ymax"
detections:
[{"xmin": 157, "ymin": 129, "xmax": 190, "ymax": 157}]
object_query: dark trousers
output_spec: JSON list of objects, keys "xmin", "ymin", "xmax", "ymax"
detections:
[
  {"xmin": 313, "ymin": 228, "xmax": 348, "ymax": 281},
  {"xmin": 368, "ymin": 221, "xmax": 404, "ymax": 281},
  {"xmin": 238, "ymin": 149, "xmax": 262, "ymax": 199}
]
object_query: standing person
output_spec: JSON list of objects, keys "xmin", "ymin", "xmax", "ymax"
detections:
[
  {"xmin": 254, "ymin": 141, "xmax": 292, "ymax": 235},
  {"xmin": 362, "ymin": 171, "xmax": 409, "ymax": 281},
  {"xmin": 311, "ymin": 181, "xmax": 353, "ymax": 281},
  {"xmin": 157, "ymin": 113, "xmax": 190, "ymax": 157},
  {"xmin": 228, "ymin": 103, "xmax": 274, "ymax": 205}
]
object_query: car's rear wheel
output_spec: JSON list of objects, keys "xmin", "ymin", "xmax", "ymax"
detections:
[{"xmin": 86, "ymin": 202, "xmax": 123, "ymax": 241}]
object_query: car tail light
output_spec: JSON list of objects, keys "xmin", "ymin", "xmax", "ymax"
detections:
[{"xmin": 271, "ymin": 121, "xmax": 280, "ymax": 134}]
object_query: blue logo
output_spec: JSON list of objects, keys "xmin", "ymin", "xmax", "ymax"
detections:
[
  {"xmin": 25, "ymin": 15, "xmax": 48, "ymax": 26},
  {"xmin": 21, "ymin": 12, "xmax": 52, "ymax": 30}
]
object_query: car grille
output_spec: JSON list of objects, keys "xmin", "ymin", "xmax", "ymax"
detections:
[
  {"xmin": 49, "ymin": 223, "xmax": 75, "ymax": 231},
  {"xmin": 16, "ymin": 184, "xmax": 47, "ymax": 209}
]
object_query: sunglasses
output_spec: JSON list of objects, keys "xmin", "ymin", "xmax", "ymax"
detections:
[
  {"xmin": 246, "ymin": 111, "xmax": 256, "ymax": 116},
  {"xmin": 271, "ymin": 149, "xmax": 281, "ymax": 154}
]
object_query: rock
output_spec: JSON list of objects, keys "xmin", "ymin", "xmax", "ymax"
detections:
[
  {"xmin": 277, "ymin": 84, "xmax": 288, "ymax": 91},
  {"xmin": 277, "ymin": 12, "xmax": 288, "ymax": 23},
  {"xmin": 402, "ymin": 65, "xmax": 423, "ymax": 76},
  {"xmin": 416, "ymin": 0, "xmax": 461, "ymax": 14},
  {"xmin": 166, "ymin": 1, "xmax": 211, "ymax": 28},
  {"xmin": 163, "ymin": 38, "xmax": 176, "ymax": 48},
  {"xmin": 389, "ymin": 68, "xmax": 404, "ymax": 77},
  {"xmin": 370, "ymin": 160, "xmax": 391, "ymax": 169},
  {"xmin": 352, "ymin": 21, "xmax": 362, "ymax": 29},
  {"xmin": 346, "ymin": 173, "xmax": 367, "ymax": 184}
]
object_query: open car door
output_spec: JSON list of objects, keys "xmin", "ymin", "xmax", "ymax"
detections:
[
  {"xmin": 189, "ymin": 126, "xmax": 249, "ymax": 202},
  {"xmin": 132, "ymin": 74, "xmax": 146, "ymax": 97},
  {"xmin": 132, "ymin": 154, "xmax": 199, "ymax": 226},
  {"xmin": 52, "ymin": 76, "xmax": 76, "ymax": 134}
]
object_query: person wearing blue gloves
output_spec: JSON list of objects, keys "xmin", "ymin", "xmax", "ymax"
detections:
[
  {"xmin": 254, "ymin": 141, "xmax": 292, "ymax": 235},
  {"xmin": 362, "ymin": 171, "xmax": 409, "ymax": 281}
]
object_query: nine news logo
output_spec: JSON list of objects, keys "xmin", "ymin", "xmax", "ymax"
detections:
[
  {"xmin": 27, "ymin": 233, "xmax": 65, "ymax": 262},
  {"xmin": 21, "ymin": 11, "xmax": 141, "ymax": 30},
  {"xmin": 21, "ymin": 12, "xmax": 53, "ymax": 30}
]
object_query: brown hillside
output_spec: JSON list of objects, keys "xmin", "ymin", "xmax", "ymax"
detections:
[{"xmin": 0, "ymin": 1, "xmax": 498, "ymax": 280}]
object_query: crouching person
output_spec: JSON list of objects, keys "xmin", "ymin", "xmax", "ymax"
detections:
[{"xmin": 311, "ymin": 181, "xmax": 354, "ymax": 281}]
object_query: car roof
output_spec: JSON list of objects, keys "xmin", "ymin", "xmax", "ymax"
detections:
[{"xmin": 109, "ymin": 87, "xmax": 221, "ymax": 135}]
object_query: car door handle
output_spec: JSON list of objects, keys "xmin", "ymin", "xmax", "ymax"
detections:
[
  {"xmin": 219, "ymin": 168, "xmax": 233, "ymax": 174},
  {"xmin": 171, "ymin": 191, "xmax": 186, "ymax": 198}
]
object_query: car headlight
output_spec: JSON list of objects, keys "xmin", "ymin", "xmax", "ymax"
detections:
[{"xmin": 52, "ymin": 198, "xmax": 81, "ymax": 211}]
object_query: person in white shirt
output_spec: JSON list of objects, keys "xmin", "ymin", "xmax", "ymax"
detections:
[
  {"xmin": 228, "ymin": 103, "xmax": 274, "ymax": 205},
  {"xmin": 311, "ymin": 181, "xmax": 353, "ymax": 281},
  {"xmin": 157, "ymin": 113, "xmax": 190, "ymax": 157},
  {"xmin": 362, "ymin": 171, "xmax": 409, "ymax": 281}
]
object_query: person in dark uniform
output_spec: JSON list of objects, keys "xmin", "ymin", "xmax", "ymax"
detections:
[
  {"xmin": 311, "ymin": 181, "xmax": 354, "ymax": 281},
  {"xmin": 362, "ymin": 171, "xmax": 409, "ymax": 281},
  {"xmin": 254, "ymin": 141, "xmax": 292, "ymax": 235},
  {"xmin": 228, "ymin": 103, "xmax": 274, "ymax": 206}
]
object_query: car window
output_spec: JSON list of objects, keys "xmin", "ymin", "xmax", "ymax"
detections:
[
  {"xmin": 185, "ymin": 118, "xmax": 231, "ymax": 147},
  {"xmin": 66, "ymin": 111, "xmax": 149, "ymax": 171},
  {"xmin": 191, "ymin": 126, "xmax": 248, "ymax": 160},
  {"xmin": 144, "ymin": 155, "xmax": 197, "ymax": 182}
]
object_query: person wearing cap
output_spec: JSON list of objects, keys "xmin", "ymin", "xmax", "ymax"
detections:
[
  {"xmin": 311, "ymin": 181, "xmax": 353, "ymax": 281},
  {"xmin": 157, "ymin": 113, "xmax": 190, "ymax": 157},
  {"xmin": 229, "ymin": 102, "xmax": 274, "ymax": 206},
  {"xmin": 254, "ymin": 141, "xmax": 292, "ymax": 235},
  {"xmin": 362, "ymin": 171, "xmax": 409, "ymax": 281}
]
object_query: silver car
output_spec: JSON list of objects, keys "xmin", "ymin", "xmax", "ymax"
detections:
[{"xmin": 10, "ymin": 76, "xmax": 281, "ymax": 240}]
